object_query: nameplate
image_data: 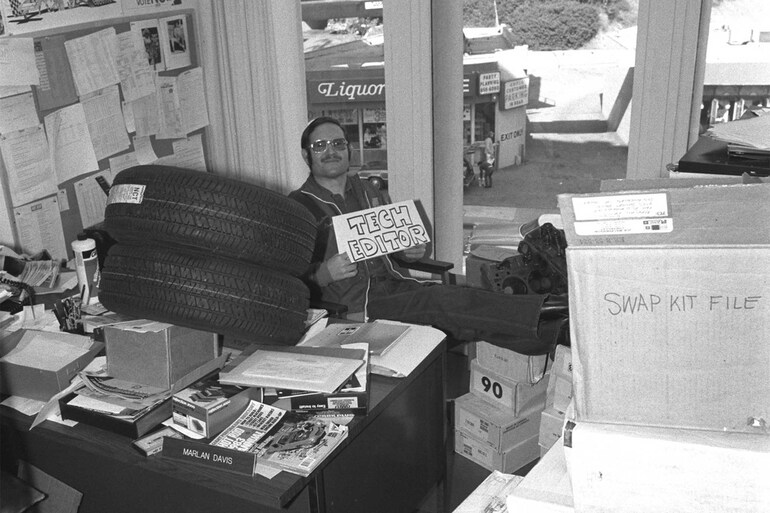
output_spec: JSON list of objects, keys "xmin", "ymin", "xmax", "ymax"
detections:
[{"xmin": 162, "ymin": 436, "xmax": 257, "ymax": 477}]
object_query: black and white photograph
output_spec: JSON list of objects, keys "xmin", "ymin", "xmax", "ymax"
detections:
[{"xmin": 1, "ymin": 1, "xmax": 768, "ymax": 513}]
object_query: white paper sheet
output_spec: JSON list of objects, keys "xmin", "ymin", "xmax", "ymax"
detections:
[
  {"xmin": 156, "ymin": 134, "xmax": 206, "ymax": 171},
  {"xmin": 133, "ymin": 135, "xmax": 158, "ymax": 164},
  {"xmin": 109, "ymin": 152, "xmax": 140, "ymax": 174},
  {"xmin": 0, "ymin": 125, "xmax": 57, "ymax": 207},
  {"xmin": 64, "ymin": 27, "xmax": 120, "ymax": 97},
  {"xmin": 0, "ymin": 38, "xmax": 39, "ymax": 86},
  {"xmin": 116, "ymin": 30, "xmax": 156, "ymax": 103},
  {"xmin": 128, "ymin": 91, "xmax": 160, "ymax": 137},
  {"xmin": 156, "ymin": 75, "xmax": 185, "ymax": 139},
  {"xmin": 0, "ymin": 91, "xmax": 40, "ymax": 133},
  {"xmin": 121, "ymin": 100, "xmax": 136, "ymax": 133},
  {"xmin": 14, "ymin": 196, "xmax": 67, "ymax": 262},
  {"xmin": 74, "ymin": 170, "xmax": 113, "ymax": 228},
  {"xmin": 44, "ymin": 103, "xmax": 99, "ymax": 183},
  {"xmin": 178, "ymin": 67, "xmax": 209, "ymax": 134},
  {"xmin": 81, "ymin": 84, "xmax": 130, "ymax": 161}
]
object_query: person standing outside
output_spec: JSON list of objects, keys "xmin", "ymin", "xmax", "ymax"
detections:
[
  {"xmin": 479, "ymin": 130, "xmax": 495, "ymax": 188},
  {"xmin": 289, "ymin": 117, "xmax": 566, "ymax": 355}
]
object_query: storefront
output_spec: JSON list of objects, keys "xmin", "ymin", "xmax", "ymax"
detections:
[
  {"xmin": 306, "ymin": 67, "xmax": 388, "ymax": 170},
  {"xmin": 463, "ymin": 54, "xmax": 529, "ymax": 169},
  {"xmin": 306, "ymin": 50, "xmax": 529, "ymax": 172}
]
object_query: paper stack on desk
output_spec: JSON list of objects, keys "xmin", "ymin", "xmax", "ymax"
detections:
[
  {"xmin": 218, "ymin": 344, "xmax": 366, "ymax": 394},
  {"xmin": 299, "ymin": 319, "xmax": 445, "ymax": 378}
]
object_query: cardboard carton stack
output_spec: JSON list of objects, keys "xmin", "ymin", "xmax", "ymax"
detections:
[
  {"xmin": 453, "ymin": 341, "xmax": 549, "ymax": 473},
  {"xmin": 554, "ymin": 183, "xmax": 770, "ymax": 512}
]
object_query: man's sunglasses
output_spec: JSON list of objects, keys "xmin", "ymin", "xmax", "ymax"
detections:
[{"xmin": 308, "ymin": 138, "xmax": 349, "ymax": 153}]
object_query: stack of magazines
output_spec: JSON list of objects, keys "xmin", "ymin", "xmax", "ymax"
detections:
[{"xmin": 163, "ymin": 399, "xmax": 348, "ymax": 477}]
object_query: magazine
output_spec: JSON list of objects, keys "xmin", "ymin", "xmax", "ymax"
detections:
[{"xmin": 209, "ymin": 400, "xmax": 348, "ymax": 477}]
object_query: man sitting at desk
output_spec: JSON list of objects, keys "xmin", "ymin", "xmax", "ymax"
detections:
[{"xmin": 288, "ymin": 117, "xmax": 566, "ymax": 355}]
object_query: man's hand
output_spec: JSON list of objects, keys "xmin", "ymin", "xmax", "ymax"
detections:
[
  {"xmin": 325, "ymin": 252, "xmax": 358, "ymax": 282},
  {"xmin": 400, "ymin": 243, "xmax": 426, "ymax": 262}
]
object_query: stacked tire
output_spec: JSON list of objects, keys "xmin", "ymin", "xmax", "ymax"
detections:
[{"xmin": 99, "ymin": 165, "xmax": 318, "ymax": 345}]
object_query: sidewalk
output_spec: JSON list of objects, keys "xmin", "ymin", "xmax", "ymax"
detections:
[{"xmin": 463, "ymin": 131, "xmax": 628, "ymax": 216}]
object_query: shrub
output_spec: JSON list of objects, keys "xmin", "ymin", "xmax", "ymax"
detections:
[
  {"xmin": 505, "ymin": 2, "xmax": 601, "ymax": 50},
  {"xmin": 463, "ymin": 0, "xmax": 530, "ymax": 28}
]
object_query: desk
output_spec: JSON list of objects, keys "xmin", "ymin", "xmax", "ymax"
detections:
[{"xmin": 1, "ymin": 330, "xmax": 447, "ymax": 513}]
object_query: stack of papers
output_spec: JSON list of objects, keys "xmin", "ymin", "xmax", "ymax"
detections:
[
  {"xmin": 299, "ymin": 319, "xmax": 445, "ymax": 378},
  {"xmin": 219, "ymin": 345, "xmax": 366, "ymax": 394},
  {"xmin": 707, "ymin": 114, "xmax": 770, "ymax": 156}
]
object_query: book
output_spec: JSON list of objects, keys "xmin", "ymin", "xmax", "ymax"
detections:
[
  {"xmin": 163, "ymin": 400, "xmax": 348, "ymax": 477},
  {"xmin": 264, "ymin": 342, "xmax": 370, "ymax": 414},
  {"xmin": 218, "ymin": 344, "xmax": 366, "ymax": 394}
]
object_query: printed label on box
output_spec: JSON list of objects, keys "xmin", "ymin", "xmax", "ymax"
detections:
[
  {"xmin": 571, "ymin": 192, "xmax": 669, "ymax": 221},
  {"xmin": 574, "ymin": 218, "xmax": 673, "ymax": 236}
]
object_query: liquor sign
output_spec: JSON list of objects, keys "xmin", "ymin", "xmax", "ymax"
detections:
[
  {"xmin": 502, "ymin": 77, "xmax": 529, "ymax": 110},
  {"xmin": 308, "ymin": 78, "xmax": 386, "ymax": 104},
  {"xmin": 478, "ymin": 72, "xmax": 500, "ymax": 95}
]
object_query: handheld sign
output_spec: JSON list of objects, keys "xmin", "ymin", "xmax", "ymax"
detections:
[{"xmin": 332, "ymin": 200, "xmax": 430, "ymax": 262}]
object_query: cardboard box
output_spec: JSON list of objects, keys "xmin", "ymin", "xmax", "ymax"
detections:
[
  {"xmin": 453, "ymin": 471, "xmax": 524, "ymax": 513},
  {"xmin": 172, "ymin": 374, "xmax": 260, "ymax": 438},
  {"xmin": 539, "ymin": 406, "xmax": 565, "ymax": 453},
  {"xmin": 454, "ymin": 429, "xmax": 540, "ymax": 473},
  {"xmin": 105, "ymin": 320, "xmax": 218, "ymax": 389},
  {"xmin": 60, "ymin": 394, "xmax": 172, "ymax": 439},
  {"xmin": 545, "ymin": 346, "xmax": 572, "ymax": 414},
  {"xmin": 469, "ymin": 358, "xmax": 548, "ymax": 416},
  {"xmin": 507, "ymin": 439, "xmax": 574, "ymax": 513},
  {"xmin": 0, "ymin": 330, "xmax": 103, "ymax": 401},
  {"xmin": 476, "ymin": 341, "xmax": 548, "ymax": 384},
  {"xmin": 454, "ymin": 392, "xmax": 541, "ymax": 452},
  {"xmin": 566, "ymin": 421, "xmax": 770, "ymax": 513},
  {"xmin": 558, "ymin": 183, "xmax": 770, "ymax": 432}
]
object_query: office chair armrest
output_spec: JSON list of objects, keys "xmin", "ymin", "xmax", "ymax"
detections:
[
  {"xmin": 311, "ymin": 300, "xmax": 348, "ymax": 319},
  {"xmin": 392, "ymin": 256, "xmax": 455, "ymax": 284}
]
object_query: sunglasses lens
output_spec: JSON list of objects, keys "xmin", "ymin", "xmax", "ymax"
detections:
[
  {"xmin": 332, "ymin": 139, "xmax": 348, "ymax": 151},
  {"xmin": 310, "ymin": 140, "xmax": 328, "ymax": 153},
  {"xmin": 310, "ymin": 139, "xmax": 348, "ymax": 153}
]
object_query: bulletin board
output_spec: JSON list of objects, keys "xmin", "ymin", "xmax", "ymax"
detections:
[{"xmin": 0, "ymin": 8, "xmax": 209, "ymax": 265}]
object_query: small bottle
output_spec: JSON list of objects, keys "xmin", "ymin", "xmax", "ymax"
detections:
[{"xmin": 71, "ymin": 237, "xmax": 100, "ymax": 305}]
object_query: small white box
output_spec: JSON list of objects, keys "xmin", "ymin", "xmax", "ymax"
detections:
[
  {"xmin": 508, "ymin": 439, "xmax": 574, "ymax": 513},
  {"xmin": 546, "ymin": 373, "xmax": 573, "ymax": 414},
  {"xmin": 455, "ymin": 429, "xmax": 540, "ymax": 473},
  {"xmin": 454, "ymin": 392, "xmax": 541, "ymax": 452},
  {"xmin": 469, "ymin": 358, "xmax": 548, "ymax": 416},
  {"xmin": 476, "ymin": 341, "xmax": 549, "ymax": 384},
  {"xmin": 538, "ymin": 406, "xmax": 565, "ymax": 452}
]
